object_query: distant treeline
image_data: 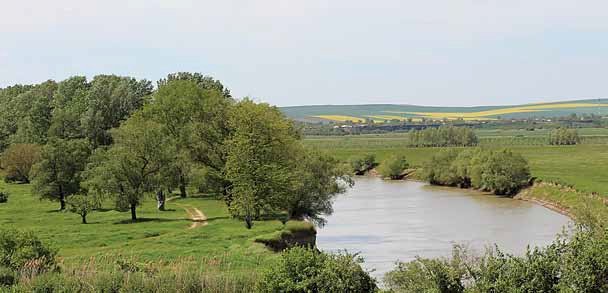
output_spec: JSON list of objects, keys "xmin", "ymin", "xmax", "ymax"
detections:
[
  {"xmin": 408, "ymin": 126, "xmax": 478, "ymax": 147},
  {"xmin": 422, "ymin": 148, "xmax": 531, "ymax": 195}
]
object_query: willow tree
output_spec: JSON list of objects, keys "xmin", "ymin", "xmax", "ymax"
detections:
[
  {"xmin": 225, "ymin": 99, "xmax": 300, "ymax": 228},
  {"xmin": 85, "ymin": 114, "xmax": 173, "ymax": 221}
]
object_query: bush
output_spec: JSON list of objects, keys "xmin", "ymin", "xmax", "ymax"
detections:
[
  {"xmin": 0, "ymin": 143, "xmax": 41, "ymax": 183},
  {"xmin": 423, "ymin": 148, "xmax": 530, "ymax": 195},
  {"xmin": 0, "ymin": 229, "xmax": 57, "ymax": 274},
  {"xmin": 0, "ymin": 266, "xmax": 16, "ymax": 287},
  {"xmin": 378, "ymin": 155, "xmax": 409, "ymax": 179},
  {"xmin": 349, "ymin": 154, "xmax": 376, "ymax": 175},
  {"xmin": 256, "ymin": 247, "xmax": 377, "ymax": 292},
  {"xmin": 0, "ymin": 191, "xmax": 7, "ymax": 203}
]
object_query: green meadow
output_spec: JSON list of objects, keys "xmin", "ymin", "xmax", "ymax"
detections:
[{"xmin": 0, "ymin": 180, "xmax": 282, "ymax": 271}]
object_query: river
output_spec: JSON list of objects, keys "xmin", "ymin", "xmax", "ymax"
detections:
[{"xmin": 316, "ymin": 177, "xmax": 571, "ymax": 278}]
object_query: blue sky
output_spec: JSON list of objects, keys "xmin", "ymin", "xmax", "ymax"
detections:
[{"xmin": 2, "ymin": 0, "xmax": 608, "ymax": 106}]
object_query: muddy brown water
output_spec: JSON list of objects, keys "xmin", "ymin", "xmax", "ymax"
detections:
[{"xmin": 317, "ymin": 177, "xmax": 571, "ymax": 278}]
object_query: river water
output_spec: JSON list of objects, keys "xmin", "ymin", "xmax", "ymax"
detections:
[{"xmin": 317, "ymin": 177, "xmax": 571, "ymax": 278}]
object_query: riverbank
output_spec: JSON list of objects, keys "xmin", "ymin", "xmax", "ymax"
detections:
[{"xmin": 366, "ymin": 167, "xmax": 604, "ymax": 223}]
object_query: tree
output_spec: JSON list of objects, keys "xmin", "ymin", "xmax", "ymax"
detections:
[
  {"xmin": 85, "ymin": 114, "xmax": 173, "ymax": 221},
  {"xmin": 286, "ymin": 149, "xmax": 353, "ymax": 226},
  {"xmin": 0, "ymin": 143, "xmax": 41, "ymax": 183},
  {"xmin": 549, "ymin": 128, "xmax": 579, "ymax": 145},
  {"xmin": 66, "ymin": 194, "xmax": 100, "ymax": 224},
  {"xmin": 350, "ymin": 153, "xmax": 376, "ymax": 175},
  {"xmin": 378, "ymin": 154, "xmax": 409, "ymax": 180},
  {"xmin": 32, "ymin": 139, "xmax": 90, "ymax": 210},
  {"xmin": 157, "ymin": 72, "xmax": 232, "ymax": 99},
  {"xmin": 225, "ymin": 99, "xmax": 300, "ymax": 228},
  {"xmin": 48, "ymin": 76, "xmax": 90, "ymax": 139},
  {"xmin": 144, "ymin": 80, "xmax": 203, "ymax": 198},
  {"xmin": 81, "ymin": 75, "xmax": 153, "ymax": 147}
]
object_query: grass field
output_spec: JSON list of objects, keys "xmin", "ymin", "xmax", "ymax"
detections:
[{"xmin": 0, "ymin": 181, "xmax": 283, "ymax": 272}]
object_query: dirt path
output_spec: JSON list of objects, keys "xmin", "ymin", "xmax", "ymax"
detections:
[{"xmin": 184, "ymin": 206, "xmax": 208, "ymax": 229}]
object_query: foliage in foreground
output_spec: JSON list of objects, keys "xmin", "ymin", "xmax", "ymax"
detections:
[
  {"xmin": 257, "ymin": 246, "xmax": 377, "ymax": 293},
  {"xmin": 0, "ymin": 229, "xmax": 57, "ymax": 287},
  {"xmin": 385, "ymin": 226, "xmax": 608, "ymax": 293},
  {"xmin": 422, "ymin": 148, "xmax": 531, "ymax": 195}
]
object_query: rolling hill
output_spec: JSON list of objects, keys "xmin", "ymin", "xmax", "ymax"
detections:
[{"xmin": 281, "ymin": 98, "xmax": 608, "ymax": 122}]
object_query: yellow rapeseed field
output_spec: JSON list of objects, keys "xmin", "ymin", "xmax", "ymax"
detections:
[
  {"xmin": 389, "ymin": 103, "xmax": 608, "ymax": 120},
  {"xmin": 313, "ymin": 115, "xmax": 365, "ymax": 122}
]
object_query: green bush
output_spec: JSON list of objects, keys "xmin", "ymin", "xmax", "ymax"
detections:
[
  {"xmin": 0, "ymin": 229, "xmax": 57, "ymax": 273},
  {"xmin": 386, "ymin": 228, "xmax": 608, "ymax": 292},
  {"xmin": 0, "ymin": 191, "xmax": 7, "ymax": 203},
  {"xmin": 423, "ymin": 148, "xmax": 530, "ymax": 195},
  {"xmin": 349, "ymin": 153, "xmax": 376, "ymax": 175},
  {"xmin": 0, "ymin": 266, "xmax": 16, "ymax": 287},
  {"xmin": 256, "ymin": 247, "xmax": 377, "ymax": 292},
  {"xmin": 378, "ymin": 155, "xmax": 409, "ymax": 179}
]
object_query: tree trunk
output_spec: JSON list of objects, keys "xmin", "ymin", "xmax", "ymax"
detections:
[
  {"xmin": 245, "ymin": 215, "xmax": 253, "ymax": 229},
  {"xmin": 60, "ymin": 194, "xmax": 66, "ymax": 211},
  {"xmin": 130, "ymin": 204, "xmax": 137, "ymax": 221},
  {"xmin": 81, "ymin": 213, "xmax": 87, "ymax": 224},
  {"xmin": 156, "ymin": 190, "xmax": 165, "ymax": 211},
  {"xmin": 179, "ymin": 177, "xmax": 187, "ymax": 198}
]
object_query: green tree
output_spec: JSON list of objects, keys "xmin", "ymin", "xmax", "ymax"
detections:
[
  {"xmin": 32, "ymin": 139, "xmax": 90, "ymax": 210},
  {"xmin": 350, "ymin": 153, "xmax": 376, "ymax": 175},
  {"xmin": 81, "ymin": 75, "xmax": 152, "ymax": 147},
  {"xmin": 378, "ymin": 154, "xmax": 409, "ymax": 180},
  {"xmin": 84, "ymin": 114, "xmax": 173, "ymax": 221},
  {"xmin": 0, "ymin": 143, "xmax": 41, "ymax": 183},
  {"xmin": 144, "ymin": 80, "xmax": 203, "ymax": 198},
  {"xmin": 225, "ymin": 99, "xmax": 300, "ymax": 228},
  {"xmin": 48, "ymin": 76, "xmax": 90, "ymax": 139},
  {"xmin": 286, "ymin": 149, "xmax": 353, "ymax": 226},
  {"xmin": 549, "ymin": 128, "xmax": 579, "ymax": 145},
  {"xmin": 66, "ymin": 194, "xmax": 100, "ymax": 224}
]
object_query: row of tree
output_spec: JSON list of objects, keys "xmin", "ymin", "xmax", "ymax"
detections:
[
  {"xmin": 549, "ymin": 127, "xmax": 580, "ymax": 145},
  {"xmin": 408, "ymin": 126, "xmax": 478, "ymax": 147},
  {"xmin": 422, "ymin": 148, "xmax": 531, "ymax": 195},
  {"xmin": 0, "ymin": 73, "xmax": 351, "ymax": 227}
]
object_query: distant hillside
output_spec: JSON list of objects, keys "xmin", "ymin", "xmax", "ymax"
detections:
[{"xmin": 281, "ymin": 99, "xmax": 608, "ymax": 122}]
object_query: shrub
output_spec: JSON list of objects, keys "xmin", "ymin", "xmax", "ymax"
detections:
[
  {"xmin": 0, "ymin": 229, "xmax": 57, "ymax": 273},
  {"xmin": 349, "ymin": 153, "xmax": 376, "ymax": 175},
  {"xmin": 0, "ymin": 266, "xmax": 16, "ymax": 287},
  {"xmin": 423, "ymin": 148, "xmax": 530, "ymax": 196},
  {"xmin": 256, "ymin": 247, "xmax": 377, "ymax": 292},
  {"xmin": 0, "ymin": 143, "xmax": 41, "ymax": 183},
  {"xmin": 0, "ymin": 191, "xmax": 7, "ymax": 204},
  {"xmin": 378, "ymin": 155, "xmax": 409, "ymax": 179}
]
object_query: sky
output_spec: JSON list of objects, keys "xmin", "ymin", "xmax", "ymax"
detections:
[{"xmin": 1, "ymin": 0, "xmax": 608, "ymax": 107}]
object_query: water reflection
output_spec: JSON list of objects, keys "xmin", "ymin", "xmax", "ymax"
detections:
[{"xmin": 317, "ymin": 177, "xmax": 571, "ymax": 278}]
